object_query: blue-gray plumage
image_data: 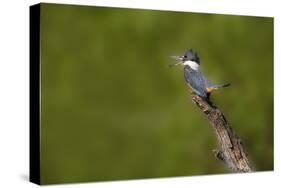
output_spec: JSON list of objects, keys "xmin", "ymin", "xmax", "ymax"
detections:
[
  {"xmin": 184, "ymin": 66, "xmax": 209, "ymax": 98},
  {"xmin": 171, "ymin": 49, "xmax": 230, "ymax": 99}
]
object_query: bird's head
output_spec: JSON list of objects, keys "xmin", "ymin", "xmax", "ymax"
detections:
[{"xmin": 170, "ymin": 49, "xmax": 200, "ymax": 70}]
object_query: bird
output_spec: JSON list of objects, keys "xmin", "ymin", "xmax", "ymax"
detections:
[{"xmin": 170, "ymin": 49, "xmax": 230, "ymax": 99}]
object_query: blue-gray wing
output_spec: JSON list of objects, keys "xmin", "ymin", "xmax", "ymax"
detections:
[{"xmin": 184, "ymin": 67, "xmax": 208, "ymax": 98}]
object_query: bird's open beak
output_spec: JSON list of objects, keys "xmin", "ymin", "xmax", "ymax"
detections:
[
  {"xmin": 170, "ymin": 56, "xmax": 183, "ymax": 61},
  {"xmin": 169, "ymin": 56, "xmax": 183, "ymax": 67}
]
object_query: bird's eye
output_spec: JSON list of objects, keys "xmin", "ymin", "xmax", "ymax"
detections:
[{"xmin": 184, "ymin": 55, "xmax": 187, "ymax": 58}]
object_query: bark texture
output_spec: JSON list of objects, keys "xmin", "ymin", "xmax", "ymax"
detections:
[{"xmin": 191, "ymin": 94, "xmax": 252, "ymax": 172}]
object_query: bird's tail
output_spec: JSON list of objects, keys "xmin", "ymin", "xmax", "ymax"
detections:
[{"xmin": 216, "ymin": 83, "xmax": 231, "ymax": 88}]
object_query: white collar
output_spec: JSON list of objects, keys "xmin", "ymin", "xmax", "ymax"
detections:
[{"xmin": 183, "ymin": 60, "xmax": 199, "ymax": 70}]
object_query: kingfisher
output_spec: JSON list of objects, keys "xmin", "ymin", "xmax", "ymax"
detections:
[{"xmin": 170, "ymin": 49, "xmax": 230, "ymax": 99}]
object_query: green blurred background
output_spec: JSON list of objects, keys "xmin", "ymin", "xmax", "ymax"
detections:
[{"xmin": 40, "ymin": 3, "xmax": 273, "ymax": 185}]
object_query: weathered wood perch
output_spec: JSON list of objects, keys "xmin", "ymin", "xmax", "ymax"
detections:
[{"xmin": 191, "ymin": 94, "xmax": 252, "ymax": 172}]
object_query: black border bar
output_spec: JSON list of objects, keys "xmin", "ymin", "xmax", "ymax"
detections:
[{"xmin": 30, "ymin": 3, "xmax": 41, "ymax": 185}]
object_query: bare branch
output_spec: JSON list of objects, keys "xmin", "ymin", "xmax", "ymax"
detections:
[{"xmin": 191, "ymin": 94, "xmax": 252, "ymax": 172}]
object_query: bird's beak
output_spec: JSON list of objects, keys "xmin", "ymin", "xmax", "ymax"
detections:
[
  {"xmin": 169, "ymin": 56, "xmax": 183, "ymax": 67},
  {"xmin": 170, "ymin": 55, "xmax": 183, "ymax": 61}
]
